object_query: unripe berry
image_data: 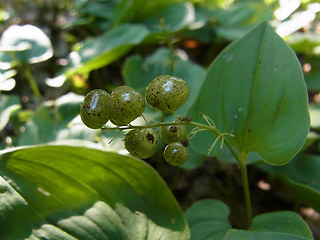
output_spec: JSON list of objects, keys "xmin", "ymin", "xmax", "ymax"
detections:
[
  {"xmin": 145, "ymin": 75, "xmax": 189, "ymax": 113},
  {"xmin": 80, "ymin": 89, "xmax": 111, "ymax": 129},
  {"xmin": 164, "ymin": 142, "xmax": 189, "ymax": 166},
  {"xmin": 110, "ymin": 86, "xmax": 146, "ymax": 126},
  {"xmin": 160, "ymin": 124, "xmax": 187, "ymax": 144},
  {"xmin": 124, "ymin": 128, "xmax": 158, "ymax": 159}
]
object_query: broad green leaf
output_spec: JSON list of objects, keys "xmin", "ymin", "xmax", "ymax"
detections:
[
  {"xmin": 123, "ymin": 47, "xmax": 206, "ymax": 116},
  {"xmin": 185, "ymin": 199, "xmax": 231, "ymax": 240},
  {"xmin": 0, "ymin": 24, "xmax": 53, "ymax": 68},
  {"xmin": 0, "ymin": 69, "xmax": 17, "ymax": 91},
  {"xmin": 111, "ymin": 0, "xmax": 181, "ymax": 24},
  {"xmin": 63, "ymin": 24, "xmax": 149, "ymax": 78},
  {"xmin": 0, "ymin": 145, "xmax": 190, "ymax": 240},
  {"xmin": 77, "ymin": 0, "xmax": 117, "ymax": 20},
  {"xmin": 142, "ymin": 2, "xmax": 195, "ymax": 42},
  {"xmin": 0, "ymin": 94, "xmax": 21, "ymax": 131},
  {"xmin": 17, "ymin": 93, "xmax": 85, "ymax": 145},
  {"xmin": 224, "ymin": 211, "xmax": 313, "ymax": 240},
  {"xmin": 260, "ymin": 154, "xmax": 320, "ymax": 213},
  {"xmin": 213, "ymin": 2, "xmax": 273, "ymax": 40},
  {"xmin": 185, "ymin": 200, "xmax": 313, "ymax": 240},
  {"xmin": 224, "ymin": 230, "xmax": 311, "ymax": 240},
  {"xmin": 249, "ymin": 211, "xmax": 313, "ymax": 239},
  {"xmin": 187, "ymin": 22, "xmax": 310, "ymax": 165}
]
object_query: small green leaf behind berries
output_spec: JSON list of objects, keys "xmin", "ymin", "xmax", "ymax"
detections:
[
  {"xmin": 124, "ymin": 128, "xmax": 158, "ymax": 159},
  {"xmin": 145, "ymin": 75, "xmax": 189, "ymax": 113},
  {"xmin": 160, "ymin": 124, "xmax": 187, "ymax": 144},
  {"xmin": 164, "ymin": 142, "xmax": 189, "ymax": 166},
  {"xmin": 80, "ymin": 89, "xmax": 111, "ymax": 129},
  {"xmin": 110, "ymin": 86, "xmax": 146, "ymax": 126}
]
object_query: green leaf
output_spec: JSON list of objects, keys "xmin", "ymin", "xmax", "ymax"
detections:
[
  {"xmin": 187, "ymin": 21, "xmax": 310, "ymax": 165},
  {"xmin": 0, "ymin": 24, "xmax": 53, "ymax": 68},
  {"xmin": 260, "ymin": 154, "xmax": 320, "ymax": 213},
  {"xmin": 213, "ymin": 2, "xmax": 273, "ymax": 40},
  {"xmin": 0, "ymin": 145, "xmax": 190, "ymax": 240},
  {"xmin": 111, "ymin": 0, "xmax": 179, "ymax": 24},
  {"xmin": 250, "ymin": 211, "xmax": 313, "ymax": 239},
  {"xmin": 142, "ymin": 2, "xmax": 195, "ymax": 42},
  {"xmin": 0, "ymin": 69, "xmax": 17, "ymax": 91},
  {"xmin": 185, "ymin": 200, "xmax": 313, "ymax": 240},
  {"xmin": 123, "ymin": 47, "xmax": 206, "ymax": 116},
  {"xmin": 224, "ymin": 230, "xmax": 311, "ymax": 240},
  {"xmin": 17, "ymin": 93, "xmax": 85, "ymax": 145},
  {"xmin": 0, "ymin": 94, "xmax": 21, "ymax": 131},
  {"xmin": 224, "ymin": 211, "xmax": 313, "ymax": 240},
  {"xmin": 185, "ymin": 199, "xmax": 231, "ymax": 240},
  {"xmin": 63, "ymin": 24, "xmax": 149, "ymax": 78}
]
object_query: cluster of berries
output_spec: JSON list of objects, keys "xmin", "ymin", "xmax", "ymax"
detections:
[{"xmin": 80, "ymin": 75, "xmax": 190, "ymax": 166}]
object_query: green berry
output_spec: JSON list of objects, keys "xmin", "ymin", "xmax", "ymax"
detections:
[
  {"xmin": 164, "ymin": 142, "xmax": 189, "ymax": 166},
  {"xmin": 124, "ymin": 128, "xmax": 158, "ymax": 159},
  {"xmin": 110, "ymin": 86, "xmax": 146, "ymax": 126},
  {"xmin": 145, "ymin": 75, "xmax": 189, "ymax": 113},
  {"xmin": 160, "ymin": 124, "xmax": 187, "ymax": 144},
  {"xmin": 80, "ymin": 89, "xmax": 111, "ymax": 129}
]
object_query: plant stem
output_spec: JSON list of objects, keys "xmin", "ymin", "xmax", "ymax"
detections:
[
  {"xmin": 21, "ymin": 63, "xmax": 43, "ymax": 102},
  {"xmin": 158, "ymin": 16, "xmax": 175, "ymax": 75},
  {"xmin": 103, "ymin": 120, "xmax": 223, "ymax": 137},
  {"xmin": 239, "ymin": 152, "xmax": 252, "ymax": 227}
]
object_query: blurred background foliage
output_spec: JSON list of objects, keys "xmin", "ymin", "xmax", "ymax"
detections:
[{"xmin": 0, "ymin": 0, "xmax": 320, "ymax": 237}]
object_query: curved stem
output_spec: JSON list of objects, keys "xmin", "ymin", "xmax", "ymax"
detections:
[
  {"xmin": 158, "ymin": 16, "xmax": 175, "ymax": 75},
  {"xmin": 239, "ymin": 152, "xmax": 252, "ymax": 227},
  {"xmin": 103, "ymin": 120, "xmax": 222, "ymax": 136},
  {"xmin": 20, "ymin": 63, "xmax": 43, "ymax": 102}
]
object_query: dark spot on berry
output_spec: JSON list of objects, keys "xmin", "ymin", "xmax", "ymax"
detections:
[
  {"xmin": 147, "ymin": 133, "xmax": 155, "ymax": 143},
  {"xmin": 169, "ymin": 126, "xmax": 178, "ymax": 132}
]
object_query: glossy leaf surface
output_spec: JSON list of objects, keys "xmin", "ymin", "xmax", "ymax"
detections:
[
  {"xmin": 63, "ymin": 24, "xmax": 149, "ymax": 77},
  {"xmin": 185, "ymin": 200, "xmax": 313, "ymax": 240},
  {"xmin": 0, "ymin": 94, "xmax": 20, "ymax": 131},
  {"xmin": 185, "ymin": 199, "xmax": 231, "ymax": 240},
  {"xmin": 260, "ymin": 154, "xmax": 320, "ymax": 213},
  {"xmin": 225, "ymin": 211, "xmax": 313, "ymax": 239},
  {"xmin": 0, "ymin": 145, "xmax": 189, "ymax": 240},
  {"xmin": 0, "ymin": 24, "xmax": 53, "ymax": 68},
  {"xmin": 188, "ymin": 22, "xmax": 310, "ymax": 165},
  {"xmin": 17, "ymin": 93, "xmax": 84, "ymax": 146}
]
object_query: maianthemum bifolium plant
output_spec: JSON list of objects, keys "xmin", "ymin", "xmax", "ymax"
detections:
[
  {"xmin": 77, "ymin": 22, "xmax": 312, "ymax": 239},
  {"xmin": 0, "ymin": 21, "xmax": 314, "ymax": 240}
]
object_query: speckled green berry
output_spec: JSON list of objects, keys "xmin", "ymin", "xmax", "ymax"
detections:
[
  {"xmin": 110, "ymin": 86, "xmax": 146, "ymax": 126},
  {"xmin": 124, "ymin": 128, "xmax": 158, "ymax": 159},
  {"xmin": 164, "ymin": 142, "xmax": 189, "ymax": 166},
  {"xmin": 160, "ymin": 124, "xmax": 187, "ymax": 144},
  {"xmin": 145, "ymin": 75, "xmax": 189, "ymax": 113},
  {"xmin": 80, "ymin": 89, "xmax": 111, "ymax": 129}
]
